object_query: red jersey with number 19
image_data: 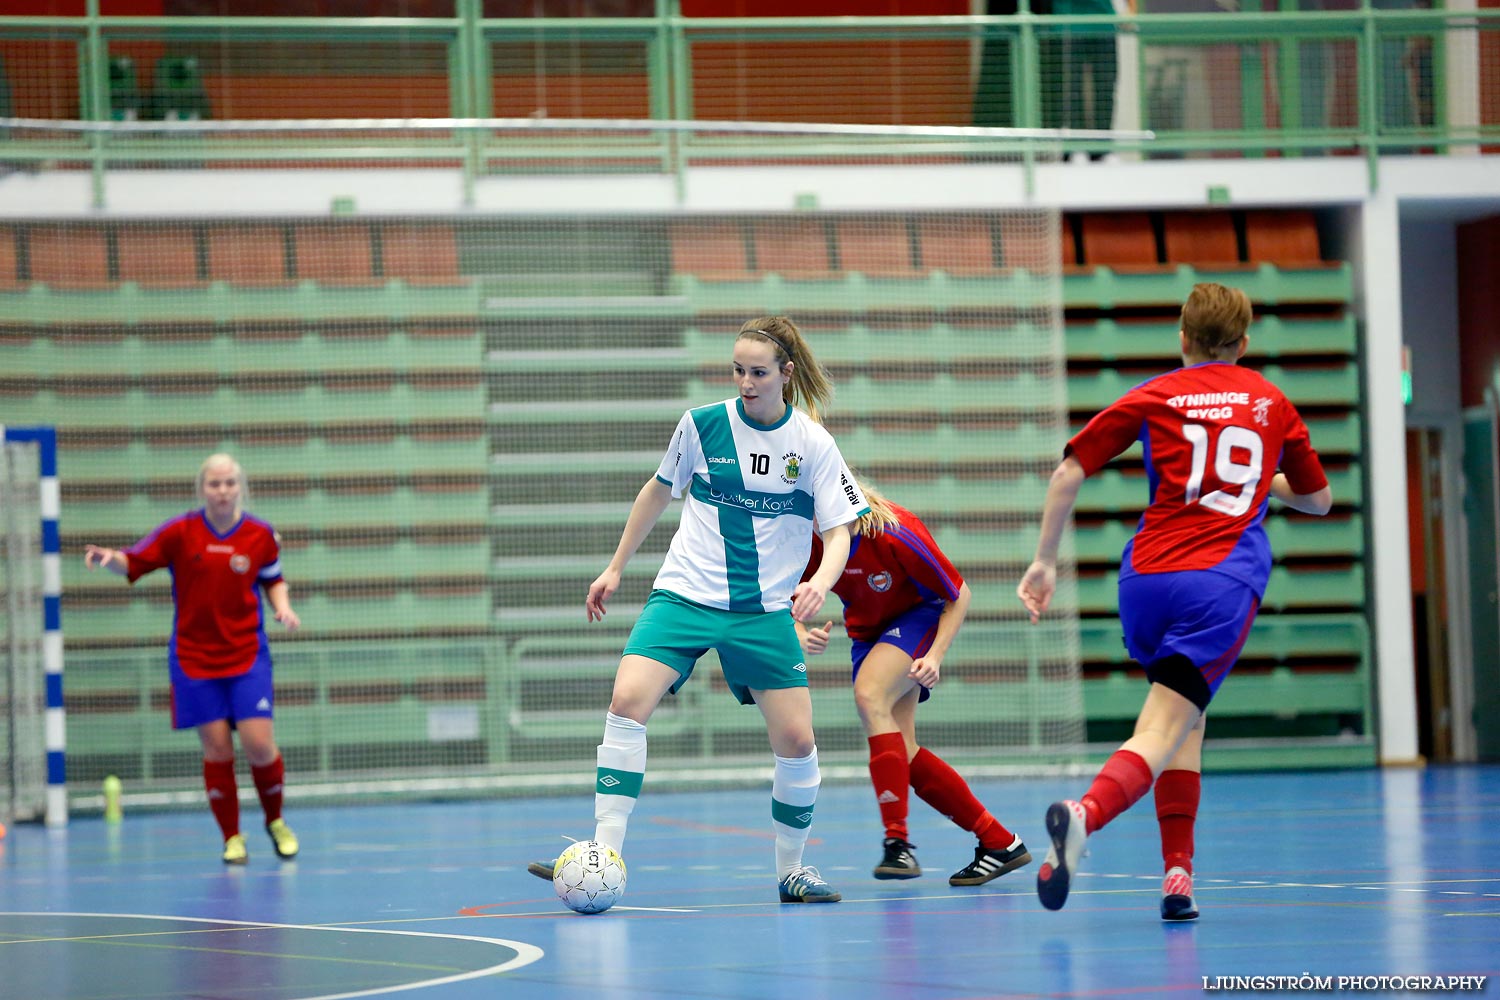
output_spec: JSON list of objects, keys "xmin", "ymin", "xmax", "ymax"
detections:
[
  {"xmin": 1066, "ymin": 361, "xmax": 1327, "ymax": 593},
  {"xmin": 125, "ymin": 511, "xmax": 285, "ymax": 678}
]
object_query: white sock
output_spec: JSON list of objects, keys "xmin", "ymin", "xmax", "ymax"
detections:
[
  {"xmin": 771, "ymin": 747, "xmax": 821, "ymax": 878},
  {"xmin": 593, "ymin": 711, "xmax": 647, "ymax": 853}
]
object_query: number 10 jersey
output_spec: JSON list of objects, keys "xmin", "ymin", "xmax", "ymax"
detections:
[
  {"xmin": 1066, "ymin": 361, "xmax": 1328, "ymax": 593},
  {"xmin": 652, "ymin": 398, "xmax": 869, "ymax": 613}
]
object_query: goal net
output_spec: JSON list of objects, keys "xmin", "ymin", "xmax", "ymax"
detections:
[
  {"xmin": 0, "ymin": 118, "xmax": 1085, "ymax": 804},
  {"xmin": 1, "ymin": 432, "xmax": 49, "ymax": 824}
]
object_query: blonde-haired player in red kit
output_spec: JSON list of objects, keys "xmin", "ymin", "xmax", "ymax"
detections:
[
  {"xmin": 83, "ymin": 453, "xmax": 301, "ymax": 865},
  {"xmin": 799, "ymin": 480, "xmax": 1029, "ymax": 885}
]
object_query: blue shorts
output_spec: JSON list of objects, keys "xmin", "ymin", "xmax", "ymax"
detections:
[
  {"xmin": 169, "ymin": 645, "xmax": 275, "ymax": 730},
  {"xmin": 1118, "ymin": 569, "xmax": 1260, "ymax": 707},
  {"xmin": 850, "ymin": 603, "xmax": 942, "ymax": 704}
]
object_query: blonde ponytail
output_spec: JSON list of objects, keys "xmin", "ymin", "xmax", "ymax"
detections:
[{"xmin": 737, "ymin": 316, "xmax": 835, "ymax": 423}]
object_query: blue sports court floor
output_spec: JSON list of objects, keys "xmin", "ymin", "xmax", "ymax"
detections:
[{"xmin": 1, "ymin": 765, "xmax": 1496, "ymax": 999}]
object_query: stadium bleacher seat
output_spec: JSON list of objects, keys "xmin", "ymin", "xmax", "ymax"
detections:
[
  {"xmin": 916, "ymin": 216, "xmax": 996, "ymax": 274},
  {"xmin": 150, "ymin": 55, "xmax": 211, "ymax": 121},
  {"xmin": 1244, "ymin": 209, "xmax": 1325, "ymax": 266},
  {"xmin": 0, "ymin": 225, "xmax": 20, "ymax": 289},
  {"xmin": 835, "ymin": 218, "xmax": 918, "ymax": 277},
  {"xmin": 1079, "ymin": 211, "xmax": 1160, "ymax": 269},
  {"xmin": 999, "ymin": 214, "xmax": 1070, "ymax": 272},
  {"xmin": 381, "ymin": 222, "xmax": 463, "ymax": 285},
  {"xmin": 668, "ymin": 219, "xmax": 756, "ymax": 280},
  {"xmin": 751, "ymin": 218, "xmax": 835, "ymax": 277},
  {"xmin": 206, "ymin": 224, "xmax": 290, "ymax": 285},
  {"xmin": 29, "ymin": 226, "xmax": 112, "ymax": 288},
  {"xmin": 108, "ymin": 55, "xmax": 144, "ymax": 121},
  {"xmin": 1163, "ymin": 210, "xmax": 1241, "ymax": 267},
  {"xmin": 294, "ymin": 223, "xmax": 379, "ymax": 286},
  {"xmin": 116, "ymin": 225, "xmax": 203, "ymax": 288}
]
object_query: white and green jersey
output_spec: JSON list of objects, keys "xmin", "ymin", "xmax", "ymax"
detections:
[{"xmin": 652, "ymin": 398, "xmax": 868, "ymax": 613}]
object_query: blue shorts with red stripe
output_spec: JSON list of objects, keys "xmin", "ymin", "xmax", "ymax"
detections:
[
  {"xmin": 850, "ymin": 603, "xmax": 942, "ymax": 704},
  {"xmin": 1118, "ymin": 569, "xmax": 1260, "ymax": 706},
  {"xmin": 169, "ymin": 644, "xmax": 275, "ymax": 730}
]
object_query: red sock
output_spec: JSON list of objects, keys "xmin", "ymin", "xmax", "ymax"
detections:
[
  {"xmin": 203, "ymin": 758, "xmax": 240, "ymax": 840},
  {"xmin": 867, "ymin": 733, "xmax": 910, "ymax": 841},
  {"xmin": 251, "ymin": 755, "xmax": 286, "ymax": 825},
  {"xmin": 1155, "ymin": 769, "xmax": 1200, "ymax": 874},
  {"xmin": 909, "ymin": 747, "xmax": 1015, "ymax": 850},
  {"xmin": 1080, "ymin": 749, "xmax": 1154, "ymax": 833}
]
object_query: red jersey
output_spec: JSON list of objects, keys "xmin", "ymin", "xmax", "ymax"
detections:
[
  {"xmin": 125, "ymin": 510, "xmax": 285, "ymax": 678},
  {"xmin": 804, "ymin": 503, "xmax": 963, "ymax": 642},
  {"xmin": 1067, "ymin": 361, "xmax": 1327, "ymax": 592}
]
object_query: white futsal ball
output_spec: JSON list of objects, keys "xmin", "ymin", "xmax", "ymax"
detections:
[{"xmin": 553, "ymin": 840, "xmax": 627, "ymax": 914}]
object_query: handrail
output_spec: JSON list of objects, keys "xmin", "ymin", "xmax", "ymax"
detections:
[{"xmin": 0, "ymin": 5, "xmax": 1491, "ymax": 201}]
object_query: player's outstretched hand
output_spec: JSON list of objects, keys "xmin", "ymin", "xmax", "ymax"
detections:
[
  {"xmin": 909, "ymin": 655, "xmax": 941, "ymax": 688},
  {"xmin": 800, "ymin": 620, "xmax": 834, "ymax": 656},
  {"xmin": 586, "ymin": 568, "xmax": 621, "ymax": 623},
  {"xmin": 83, "ymin": 544, "xmax": 117, "ymax": 571},
  {"xmin": 789, "ymin": 581, "xmax": 828, "ymax": 624},
  {"xmin": 1017, "ymin": 560, "xmax": 1056, "ymax": 624},
  {"xmin": 275, "ymin": 608, "xmax": 301, "ymax": 632}
]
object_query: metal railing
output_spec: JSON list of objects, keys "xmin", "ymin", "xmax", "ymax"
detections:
[{"xmin": 0, "ymin": 1, "xmax": 1490, "ymax": 192}]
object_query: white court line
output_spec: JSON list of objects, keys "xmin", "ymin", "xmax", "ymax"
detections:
[{"xmin": 0, "ymin": 911, "xmax": 544, "ymax": 1000}]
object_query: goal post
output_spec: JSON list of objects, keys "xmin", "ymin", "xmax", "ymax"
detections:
[{"xmin": 0, "ymin": 425, "xmax": 65, "ymax": 827}]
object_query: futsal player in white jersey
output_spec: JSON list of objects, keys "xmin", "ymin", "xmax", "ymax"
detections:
[{"xmin": 528, "ymin": 316, "xmax": 869, "ymax": 903}]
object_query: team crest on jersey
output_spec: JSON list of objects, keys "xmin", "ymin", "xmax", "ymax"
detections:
[
  {"xmin": 1253, "ymin": 396, "xmax": 1272, "ymax": 427},
  {"xmin": 229, "ymin": 554, "xmax": 251, "ymax": 574},
  {"xmin": 868, "ymin": 572, "xmax": 893, "ymax": 592},
  {"xmin": 780, "ymin": 452, "xmax": 803, "ymax": 485}
]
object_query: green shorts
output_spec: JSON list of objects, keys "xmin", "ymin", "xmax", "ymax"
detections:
[{"xmin": 624, "ymin": 589, "xmax": 808, "ymax": 705}]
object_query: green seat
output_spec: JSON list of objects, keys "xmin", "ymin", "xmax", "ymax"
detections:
[
  {"xmin": 20, "ymin": 382, "xmax": 484, "ymax": 429},
  {"xmin": 61, "ymin": 433, "xmax": 488, "ymax": 482},
  {"xmin": 839, "ymin": 422, "xmax": 1062, "ymax": 470},
  {"xmin": 150, "ymin": 55, "xmax": 210, "ymax": 121},
  {"xmin": 672, "ymin": 271, "xmax": 1054, "ymax": 316},
  {"xmin": 1064, "ymin": 564, "xmax": 1365, "ymax": 614},
  {"xmin": 1063, "ymin": 413, "xmax": 1359, "ymax": 457},
  {"xmin": 1066, "ymin": 313, "xmax": 1357, "ymax": 361},
  {"xmin": 63, "ymin": 586, "xmax": 492, "ymax": 644},
  {"xmin": 4, "ymin": 282, "xmax": 482, "ymax": 326},
  {"xmin": 1077, "ymin": 613, "xmax": 1368, "ymax": 664},
  {"xmin": 107, "ymin": 55, "xmax": 144, "ymax": 121},
  {"xmin": 63, "ymin": 486, "xmax": 489, "ymax": 535},
  {"xmin": 684, "ymin": 322, "xmax": 1058, "ymax": 367},
  {"xmin": 1066, "ymin": 362, "xmax": 1359, "ymax": 411}
]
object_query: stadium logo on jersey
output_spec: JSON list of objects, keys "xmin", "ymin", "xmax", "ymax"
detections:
[
  {"xmin": 869, "ymin": 572, "xmax": 893, "ymax": 592},
  {"xmin": 707, "ymin": 456, "xmax": 736, "ymax": 465},
  {"xmin": 229, "ymin": 554, "xmax": 251, "ymax": 574},
  {"xmin": 1253, "ymin": 396, "xmax": 1272, "ymax": 427},
  {"xmin": 780, "ymin": 452, "xmax": 802, "ymax": 485}
]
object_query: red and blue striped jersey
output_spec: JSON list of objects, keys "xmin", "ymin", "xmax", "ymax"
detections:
[
  {"xmin": 805, "ymin": 503, "xmax": 963, "ymax": 642},
  {"xmin": 1067, "ymin": 361, "xmax": 1328, "ymax": 591},
  {"xmin": 125, "ymin": 510, "xmax": 284, "ymax": 678}
]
